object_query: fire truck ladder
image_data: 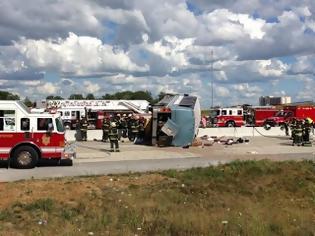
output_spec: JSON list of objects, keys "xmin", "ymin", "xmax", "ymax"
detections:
[{"xmin": 119, "ymin": 100, "xmax": 145, "ymax": 114}]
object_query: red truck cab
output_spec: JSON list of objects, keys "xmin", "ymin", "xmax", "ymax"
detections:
[{"xmin": 264, "ymin": 105, "xmax": 315, "ymax": 126}]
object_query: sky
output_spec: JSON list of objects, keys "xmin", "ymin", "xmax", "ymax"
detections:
[{"xmin": 1, "ymin": 0, "xmax": 315, "ymax": 108}]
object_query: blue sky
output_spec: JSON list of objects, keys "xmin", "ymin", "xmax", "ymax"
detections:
[{"xmin": 0, "ymin": 0, "xmax": 315, "ymax": 108}]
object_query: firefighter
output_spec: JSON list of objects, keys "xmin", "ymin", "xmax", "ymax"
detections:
[
  {"xmin": 102, "ymin": 117, "xmax": 110, "ymax": 142},
  {"xmin": 302, "ymin": 118, "xmax": 312, "ymax": 146},
  {"xmin": 80, "ymin": 116, "xmax": 88, "ymax": 141},
  {"xmin": 114, "ymin": 113, "xmax": 122, "ymax": 141},
  {"xmin": 137, "ymin": 116, "xmax": 146, "ymax": 144},
  {"xmin": 120, "ymin": 114, "xmax": 128, "ymax": 138},
  {"xmin": 128, "ymin": 114, "xmax": 139, "ymax": 142},
  {"xmin": 290, "ymin": 118, "xmax": 297, "ymax": 140},
  {"xmin": 108, "ymin": 122, "xmax": 119, "ymax": 152},
  {"xmin": 293, "ymin": 120, "xmax": 303, "ymax": 146}
]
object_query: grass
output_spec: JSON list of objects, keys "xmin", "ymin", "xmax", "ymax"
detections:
[{"xmin": 0, "ymin": 160, "xmax": 314, "ymax": 235}]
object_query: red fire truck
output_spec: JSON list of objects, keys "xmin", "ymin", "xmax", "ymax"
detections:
[
  {"xmin": 210, "ymin": 106, "xmax": 278, "ymax": 127},
  {"xmin": 0, "ymin": 101, "xmax": 75, "ymax": 169},
  {"xmin": 245, "ymin": 106, "xmax": 278, "ymax": 126},
  {"xmin": 264, "ymin": 105, "xmax": 315, "ymax": 126},
  {"xmin": 210, "ymin": 107, "xmax": 245, "ymax": 127},
  {"xmin": 45, "ymin": 99, "xmax": 149, "ymax": 129}
]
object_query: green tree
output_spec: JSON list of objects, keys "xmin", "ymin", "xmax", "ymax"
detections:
[
  {"xmin": 46, "ymin": 95, "xmax": 64, "ymax": 100},
  {"xmin": 23, "ymin": 97, "xmax": 33, "ymax": 107},
  {"xmin": 0, "ymin": 91, "xmax": 20, "ymax": 100},
  {"xmin": 131, "ymin": 90, "xmax": 154, "ymax": 103},
  {"xmin": 69, "ymin": 94, "xmax": 84, "ymax": 100},
  {"xmin": 86, "ymin": 93, "xmax": 95, "ymax": 100},
  {"xmin": 101, "ymin": 93, "xmax": 113, "ymax": 99}
]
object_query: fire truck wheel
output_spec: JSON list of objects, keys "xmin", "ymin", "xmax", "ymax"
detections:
[
  {"xmin": 226, "ymin": 121, "xmax": 235, "ymax": 127},
  {"xmin": 12, "ymin": 146, "xmax": 38, "ymax": 169}
]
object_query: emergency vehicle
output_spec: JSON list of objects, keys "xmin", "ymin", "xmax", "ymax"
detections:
[
  {"xmin": 264, "ymin": 105, "xmax": 315, "ymax": 126},
  {"xmin": 210, "ymin": 107, "xmax": 244, "ymax": 127},
  {"xmin": 45, "ymin": 100, "xmax": 149, "ymax": 129},
  {"xmin": 210, "ymin": 106, "xmax": 279, "ymax": 127},
  {"xmin": 244, "ymin": 106, "xmax": 278, "ymax": 126},
  {"xmin": 0, "ymin": 101, "xmax": 74, "ymax": 169}
]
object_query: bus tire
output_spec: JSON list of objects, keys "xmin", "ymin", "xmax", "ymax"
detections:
[
  {"xmin": 11, "ymin": 146, "xmax": 38, "ymax": 169},
  {"xmin": 225, "ymin": 121, "xmax": 235, "ymax": 127}
]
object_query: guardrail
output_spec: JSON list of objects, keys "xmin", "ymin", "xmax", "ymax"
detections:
[{"xmin": 65, "ymin": 127, "xmax": 286, "ymax": 142}]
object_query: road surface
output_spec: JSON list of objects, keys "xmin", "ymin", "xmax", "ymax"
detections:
[{"xmin": 0, "ymin": 136, "xmax": 314, "ymax": 182}]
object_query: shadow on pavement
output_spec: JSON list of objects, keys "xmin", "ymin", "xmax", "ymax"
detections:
[
  {"xmin": 0, "ymin": 159, "xmax": 73, "ymax": 169},
  {"xmin": 0, "ymin": 160, "xmax": 8, "ymax": 168}
]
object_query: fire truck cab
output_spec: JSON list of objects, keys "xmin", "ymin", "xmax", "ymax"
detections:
[
  {"xmin": 210, "ymin": 107, "xmax": 244, "ymax": 127},
  {"xmin": 264, "ymin": 105, "xmax": 315, "ymax": 126},
  {"xmin": 0, "ymin": 101, "xmax": 74, "ymax": 169}
]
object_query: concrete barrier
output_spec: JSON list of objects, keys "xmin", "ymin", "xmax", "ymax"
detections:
[
  {"xmin": 197, "ymin": 127, "xmax": 286, "ymax": 137},
  {"xmin": 65, "ymin": 127, "xmax": 286, "ymax": 141}
]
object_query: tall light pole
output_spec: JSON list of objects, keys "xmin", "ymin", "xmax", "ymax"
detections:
[{"xmin": 211, "ymin": 50, "xmax": 214, "ymax": 108}]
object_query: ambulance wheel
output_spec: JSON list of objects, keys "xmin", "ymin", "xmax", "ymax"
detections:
[
  {"xmin": 12, "ymin": 146, "xmax": 38, "ymax": 169},
  {"xmin": 226, "ymin": 121, "xmax": 235, "ymax": 127}
]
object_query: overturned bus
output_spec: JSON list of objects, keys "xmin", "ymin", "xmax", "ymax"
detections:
[{"xmin": 150, "ymin": 94, "xmax": 201, "ymax": 147}]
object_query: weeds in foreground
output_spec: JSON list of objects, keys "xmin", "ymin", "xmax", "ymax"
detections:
[{"xmin": 0, "ymin": 160, "xmax": 314, "ymax": 235}]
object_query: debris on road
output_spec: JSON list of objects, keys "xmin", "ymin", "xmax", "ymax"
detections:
[{"xmin": 192, "ymin": 135, "xmax": 250, "ymax": 147}]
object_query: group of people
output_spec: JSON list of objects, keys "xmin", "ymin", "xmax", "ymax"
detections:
[
  {"xmin": 76, "ymin": 113, "xmax": 147, "ymax": 152},
  {"xmin": 288, "ymin": 118, "xmax": 313, "ymax": 146},
  {"xmin": 101, "ymin": 113, "xmax": 147, "ymax": 152}
]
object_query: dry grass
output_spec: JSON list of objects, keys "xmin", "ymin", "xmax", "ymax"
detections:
[{"xmin": 0, "ymin": 160, "xmax": 314, "ymax": 235}]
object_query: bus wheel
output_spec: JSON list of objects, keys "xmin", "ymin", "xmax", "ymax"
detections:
[
  {"xmin": 226, "ymin": 121, "xmax": 235, "ymax": 127},
  {"xmin": 12, "ymin": 146, "xmax": 38, "ymax": 169}
]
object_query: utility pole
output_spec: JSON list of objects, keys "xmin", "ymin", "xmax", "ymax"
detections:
[{"xmin": 211, "ymin": 50, "xmax": 214, "ymax": 108}]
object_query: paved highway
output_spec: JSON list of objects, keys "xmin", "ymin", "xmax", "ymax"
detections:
[{"xmin": 0, "ymin": 137, "xmax": 314, "ymax": 182}]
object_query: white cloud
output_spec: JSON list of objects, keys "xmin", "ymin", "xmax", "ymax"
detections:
[
  {"xmin": 20, "ymin": 80, "xmax": 41, "ymax": 86},
  {"xmin": 216, "ymin": 86, "xmax": 230, "ymax": 97},
  {"xmin": 83, "ymin": 80, "xmax": 101, "ymax": 93},
  {"xmin": 15, "ymin": 33, "xmax": 149, "ymax": 76},
  {"xmin": 197, "ymin": 9, "xmax": 266, "ymax": 45},
  {"xmin": 36, "ymin": 82, "xmax": 58, "ymax": 94}
]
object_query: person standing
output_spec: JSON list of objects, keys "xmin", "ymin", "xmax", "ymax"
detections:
[
  {"xmin": 102, "ymin": 117, "xmax": 110, "ymax": 142},
  {"xmin": 303, "ymin": 118, "xmax": 312, "ymax": 146},
  {"xmin": 293, "ymin": 121, "xmax": 303, "ymax": 146},
  {"xmin": 114, "ymin": 114, "xmax": 122, "ymax": 141},
  {"xmin": 121, "ymin": 114, "xmax": 128, "ymax": 138},
  {"xmin": 108, "ymin": 122, "xmax": 119, "ymax": 152},
  {"xmin": 128, "ymin": 115, "xmax": 139, "ymax": 142},
  {"xmin": 80, "ymin": 116, "xmax": 88, "ymax": 141},
  {"xmin": 137, "ymin": 117, "xmax": 146, "ymax": 144}
]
